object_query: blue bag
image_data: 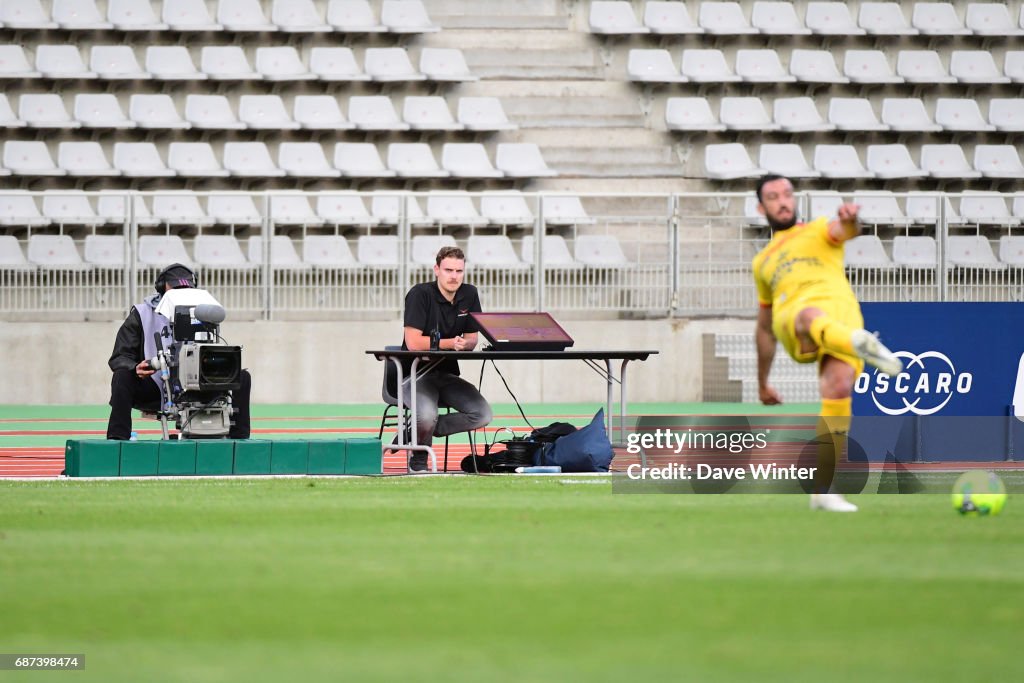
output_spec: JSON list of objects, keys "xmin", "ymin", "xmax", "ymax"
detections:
[{"xmin": 540, "ymin": 409, "xmax": 614, "ymax": 472}]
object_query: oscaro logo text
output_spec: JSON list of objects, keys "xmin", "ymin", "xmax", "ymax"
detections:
[{"xmin": 855, "ymin": 351, "xmax": 972, "ymax": 416}]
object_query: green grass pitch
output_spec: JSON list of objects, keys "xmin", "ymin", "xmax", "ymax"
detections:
[{"xmin": 1, "ymin": 477, "xmax": 1022, "ymax": 682}]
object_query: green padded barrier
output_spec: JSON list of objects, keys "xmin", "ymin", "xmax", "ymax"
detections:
[
  {"xmin": 271, "ymin": 441, "xmax": 308, "ymax": 474},
  {"xmin": 233, "ymin": 440, "xmax": 272, "ymax": 475},
  {"xmin": 65, "ymin": 440, "xmax": 121, "ymax": 477},
  {"xmin": 158, "ymin": 441, "xmax": 197, "ymax": 476},
  {"xmin": 307, "ymin": 440, "xmax": 346, "ymax": 475},
  {"xmin": 195, "ymin": 440, "xmax": 235, "ymax": 475},
  {"xmin": 344, "ymin": 438, "xmax": 382, "ymax": 475},
  {"xmin": 120, "ymin": 441, "xmax": 160, "ymax": 476}
]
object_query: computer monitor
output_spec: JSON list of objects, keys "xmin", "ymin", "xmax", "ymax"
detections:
[{"xmin": 470, "ymin": 312, "xmax": 574, "ymax": 351}]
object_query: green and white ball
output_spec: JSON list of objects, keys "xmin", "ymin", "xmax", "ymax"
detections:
[{"xmin": 952, "ymin": 471, "xmax": 1007, "ymax": 516}]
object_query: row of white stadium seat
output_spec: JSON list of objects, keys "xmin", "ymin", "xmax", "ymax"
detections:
[
  {"xmin": 843, "ymin": 235, "xmax": 1024, "ymax": 268},
  {"xmin": 0, "ymin": 192, "xmax": 594, "ymax": 227},
  {"xmin": 0, "ymin": 45, "xmax": 474, "ymax": 82},
  {"xmin": 592, "ymin": 1, "xmax": 1024, "ymax": 37},
  {"xmin": 0, "ymin": 0, "xmax": 438, "ymax": 33},
  {"xmin": 0, "ymin": 233, "xmax": 628, "ymax": 270},
  {"xmin": 707, "ymin": 143, "xmax": 1024, "ymax": 180},
  {"xmin": 667, "ymin": 96, "xmax": 1024, "ymax": 133},
  {"xmin": 0, "ymin": 141, "xmax": 557, "ymax": 179},
  {"xmin": 0, "ymin": 93, "xmax": 515, "ymax": 132},
  {"xmin": 747, "ymin": 191, "xmax": 1024, "ymax": 228},
  {"xmin": 628, "ymin": 48, "xmax": 1024, "ymax": 84}
]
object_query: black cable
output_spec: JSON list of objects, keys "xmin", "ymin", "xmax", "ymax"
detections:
[{"xmin": 488, "ymin": 359, "xmax": 534, "ymax": 431}]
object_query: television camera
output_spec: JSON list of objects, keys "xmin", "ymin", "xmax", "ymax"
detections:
[{"xmin": 149, "ymin": 288, "xmax": 243, "ymax": 439}]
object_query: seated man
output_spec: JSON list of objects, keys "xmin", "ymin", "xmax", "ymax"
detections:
[
  {"xmin": 398, "ymin": 246, "xmax": 492, "ymax": 471},
  {"xmin": 106, "ymin": 263, "xmax": 251, "ymax": 440}
]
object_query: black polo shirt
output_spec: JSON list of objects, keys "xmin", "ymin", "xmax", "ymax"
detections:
[{"xmin": 401, "ymin": 281, "xmax": 481, "ymax": 376}]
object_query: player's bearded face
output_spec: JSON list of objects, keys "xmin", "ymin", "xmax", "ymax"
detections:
[
  {"xmin": 434, "ymin": 257, "xmax": 465, "ymax": 297},
  {"xmin": 759, "ymin": 179, "xmax": 798, "ymax": 231}
]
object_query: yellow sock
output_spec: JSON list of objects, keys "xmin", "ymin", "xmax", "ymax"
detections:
[
  {"xmin": 815, "ymin": 397, "xmax": 852, "ymax": 494},
  {"xmin": 809, "ymin": 316, "xmax": 856, "ymax": 357}
]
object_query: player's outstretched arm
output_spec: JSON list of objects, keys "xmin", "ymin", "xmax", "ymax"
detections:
[
  {"xmin": 828, "ymin": 203, "xmax": 862, "ymax": 244},
  {"xmin": 755, "ymin": 305, "xmax": 782, "ymax": 405}
]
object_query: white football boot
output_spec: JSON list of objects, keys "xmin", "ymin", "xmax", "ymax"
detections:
[
  {"xmin": 851, "ymin": 329, "xmax": 903, "ymax": 376},
  {"xmin": 810, "ymin": 493, "xmax": 859, "ymax": 512}
]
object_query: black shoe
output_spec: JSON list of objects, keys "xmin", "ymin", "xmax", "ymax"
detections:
[{"xmin": 408, "ymin": 453, "xmax": 428, "ymax": 473}]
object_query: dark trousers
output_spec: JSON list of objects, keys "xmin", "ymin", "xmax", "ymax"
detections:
[
  {"xmin": 106, "ymin": 368, "xmax": 252, "ymax": 440},
  {"xmin": 401, "ymin": 372, "xmax": 492, "ymax": 446}
]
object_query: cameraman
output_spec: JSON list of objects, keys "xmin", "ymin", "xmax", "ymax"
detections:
[{"xmin": 105, "ymin": 263, "xmax": 251, "ymax": 440}]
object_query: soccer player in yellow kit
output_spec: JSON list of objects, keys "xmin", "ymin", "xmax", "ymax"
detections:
[{"xmin": 752, "ymin": 175, "xmax": 903, "ymax": 512}]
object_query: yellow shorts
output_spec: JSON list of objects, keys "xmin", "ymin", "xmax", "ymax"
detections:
[{"xmin": 772, "ymin": 296, "xmax": 865, "ymax": 373}]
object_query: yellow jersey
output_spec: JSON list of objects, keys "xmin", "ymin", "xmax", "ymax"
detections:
[{"xmin": 751, "ymin": 216, "xmax": 858, "ymax": 312}]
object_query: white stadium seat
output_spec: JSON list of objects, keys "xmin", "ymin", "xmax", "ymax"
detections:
[
  {"xmin": 0, "ymin": 192, "xmax": 48, "ymax": 225},
  {"xmin": 495, "ymin": 143, "xmax": 557, "ymax": 178},
  {"xmin": 28, "ymin": 235, "xmax": 87, "ymax": 269},
  {"xmin": 958, "ymin": 193, "xmax": 1017, "ymax": 227},
  {"xmin": 36, "ymin": 45, "xmax": 96, "ymax": 79},
  {"xmin": 146, "ymin": 46, "xmax": 206, "ymax": 80},
  {"xmin": 681, "ymin": 49, "xmax": 740, "ymax": 82},
  {"xmin": 363, "ymin": 48, "xmax": 423, "ymax": 81},
  {"xmin": 57, "ymin": 141, "xmax": 118, "ymax": 176},
  {"xmin": 304, "ymin": 235, "xmax": 358, "ymax": 269},
  {"xmin": 209, "ymin": 195, "xmax": 262, "ymax": 227},
  {"xmin": 999, "ymin": 235, "xmax": 1024, "ymax": 265},
  {"xmin": 430, "ymin": 195, "xmax": 489, "ymax": 228},
  {"xmin": 0, "ymin": 95, "xmax": 24, "ymax": 128},
  {"xmin": 371, "ymin": 195, "xmax": 432, "ymax": 226},
  {"xmin": 84, "ymin": 235, "xmax": 126, "ymax": 267},
  {"xmin": 270, "ymin": 195, "xmax": 323, "ymax": 226},
  {"xmin": 441, "ymin": 143, "xmax": 502, "ymax": 178},
  {"xmin": 467, "ymin": 235, "xmax": 526, "ymax": 267},
  {"xmin": 316, "ymin": 194, "xmax": 378, "ymax": 226},
  {"xmin": 0, "ymin": 46, "xmax": 40, "ymax": 78},
  {"xmin": 327, "ymin": 0, "xmax": 386, "ymax": 32},
  {"xmin": 698, "ymin": 2, "xmax": 758, "ymax": 35},
  {"xmin": 201, "ymin": 46, "xmax": 260, "ymax": 80},
  {"xmin": 74, "ymin": 94, "xmax": 134, "ymax": 129},
  {"xmin": 53, "ymin": 0, "xmax": 113, "ymax": 30},
  {"xmin": 239, "ymin": 95, "xmax": 298, "ymax": 130},
  {"xmin": 223, "ymin": 142, "xmax": 285, "ymax": 177},
  {"xmin": 704, "ymin": 144, "xmax": 764, "ymax": 180},
  {"xmin": 381, "ymin": 0, "xmax": 440, "ymax": 33},
  {"xmin": 167, "ymin": 142, "xmax": 229, "ymax": 177},
  {"xmin": 129, "ymin": 94, "xmax": 189, "ymax": 129},
  {"xmin": 946, "ymin": 235, "xmax": 1002, "ymax": 267},
  {"xmin": 905, "ymin": 194, "xmax": 960, "ymax": 226},
  {"xmin": 96, "ymin": 193, "xmax": 158, "ymax": 226},
  {"xmin": 310, "ymin": 47, "xmax": 369, "ymax": 81},
  {"xmin": 758, "ymin": 144, "xmax": 820, "ymax": 179},
  {"xmin": 881, "ymin": 98, "xmax": 941, "ymax": 133},
  {"xmin": 858, "ymin": 2, "xmax": 917, "ymax": 35},
  {"xmin": 387, "ymin": 143, "xmax": 447, "ymax": 178},
  {"xmin": 666, "ymin": 97, "xmax": 724, "ymax": 132},
  {"xmin": 751, "ymin": 2, "xmax": 810, "ymax": 35},
  {"xmin": 278, "ymin": 142, "xmax": 340, "ymax": 178},
  {"xmin": 892, "ymin": 236, "xmax": 937, "ymax": 268},
  {"xmin": 574, "ymin": 235, "xmax": 628, "ymax": 267},
  {"xmin": 272, "ymin": 0, "xmax": 330, "ymax": 32},
  {"xmin": 521, "ymin": 235, "xmax": 578, "ymax": 268},
  {"xmin": 721, "ymin": 97, "xmax": 779, "ymax": 131},
  {"xmin": 736, "ymin": 49, "xmax": 794, "ymax": 83},
  {"xmin": 19, "ymin": 94, "xmax": 79, "ymax": 128},
  {"xmin": 805, "ymin": 2, "xmax": 865, "ymax": 35},
  {"xmin": 162, "ymin": 0, "xmax": 221, "ymax": 31},
  {"xmin": 919, "ymin": 144, "xmax": 981, "ymax": 179},
  {"xmin": 107, "ymin": 0, "xmax": 167, "ymax": 31},
  {"xmin": 844, "ymin": 50, "xmax": 903, "ymax": 84},
  {"xmin": 845, "ymin": 235, "xmax": 893, "ymax": 267},
  {"xmin": 217, "ymin": 0, "xmax": 276, "ymax": 32},
  {"xmin": 404, "ymin": 96, "xmax": 462, "ymax": 131},
  {"xmin": 950, "ymin": 51, "xmax": 1010, "ymax": 84},
  {"xmin": 152, "ymin": 193, "xmax": 213, "ymax": 226},
  {"xmin": 973, "ymin": 145, "xmax": 1024, "ymax": 179},
  {"xmin": 42, "ymin": 193, "xmax": 103, "ymax": 226},
  {"xmin": 2, "ymin": 0, "xmax": 58, "ymax": 29},
  {"xmin": 828, "ymin": 97, "xmax": 888, "ymax": 132},
  {"xmin": 193, "ymin": 236, "xmax": 251, "ymax": 269},
  {"xmin": 989, "ymin": 99, "xmax": 1024, "ymax": 132},
  {"xmin": 866, "ymin": 144, "xmax": 928, "ymax": 179},
  {"xmin": 789, "ymin": 49, "xmax": 848, "ymax": 83},
  {"xmin": 255, "ymin": 47, "xmax": 315, "ymax": 81},
  {"xmin": 356, "ymin": 235, "xmax": 398, "ymax": 268},
  {"xmin": 912, "ymin": 3, "xmax": 970, "ymax": 36},
  {"xmin": 627, "ymin": 49, "xmax": 686, "ymax": 83},
  {"xmin": 334, "ymin": 143, "xmax": 395, "ymax": 178},
  {"xmin": 481, "ymin": 193, "xmax": 534, "ymax": 227},
  {"xmin": 420, "ymin": 48, "xmax": 477, "ymax": 82},
  {"xmin": 349, "ymin": 96, "xmax": 409, "ymax": 131},
  {"xmin": 90, "ymin": 45, "xmax": 149, "ymax": 79},
  {"xmin": 411, "ymin": 235, "xmax": 457, "ymax": 266},
  {"xmin": 294, "ymin": 96, "xmax": 354, "ymax": 130},
  {"xmin": 896, "ymin": 50, "xmax": 956, "ymax": 84},
  {"xmin": 137, "ymin": 235, "xmax": 192, "ymax": 267},
  {"xmin": 184, "ymin": 94, "xmax": 245, "ymax": 130},
  {"xmin": 965, "ymin": 3, "xmax": 1023, "ymax": 36},
  {"xmin": 774, "ymin": 97, "xmax": 833, "ymax": 133},
  {"xmin": 1006, "ymin": 52, "xmax": 1024, "ymax": 83},
  {"xmin": 248, "ymin": 235, "xmax": 308, "ymax": 269},
  {"xmin": 113, "ymin": 142, "xmax": 174, "ymax": 177},
  {"xmin": 935, "ymin": 98, "xmax": 995, "ymax": 132},
  {"xmin": 813, "ymin": 145, "xmax": 874, "ymax": 179},
  {"xmin": 589, "ymin": 1, "xmax": 648, "ymax": 34},
  {"xmin": 542, "ymin": 196, "xmax": 595, "ymax": 225},
  {"xmin": 4, "ymin": 141, "xmax": 65, "ymax": 175},
  {"xmin": 643, "ymin": 1, "xmax": 702, "ymax": 34},
  {"xmin": 457, "ymin": 97, "xmax": 516, "ymax": 131}
]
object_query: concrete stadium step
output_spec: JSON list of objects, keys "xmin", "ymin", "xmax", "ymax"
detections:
[
  {"xmin": 442, "ymin": 29, "xmax": 603, "ymax": 80},
  {"xmin": 503, "ymin": 97, "xmax": 644, "ymax": 128},
  {"xmin": 541, "ymin": 140, "xmax": 684, "ymax": 178},
  {"xmin": 435, "ymin": 0, "xmax": 567, "ymax": 30}
]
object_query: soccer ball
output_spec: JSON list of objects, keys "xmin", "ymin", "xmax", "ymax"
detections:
[{"xmin": 951, "ymin": 471, "xmax": 1007, "ymax": 516}]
